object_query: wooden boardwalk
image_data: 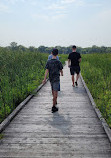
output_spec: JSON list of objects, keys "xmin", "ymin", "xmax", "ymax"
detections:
[{"xmin": 0, "ymin": 63, "xmax": 111, "ymax": 158}]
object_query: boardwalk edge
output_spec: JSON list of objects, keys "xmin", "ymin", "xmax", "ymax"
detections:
[
  {"xmin": 0, "ymin": 79, "xmax": 49, "ymax": 133},
  {"xmin": 80, "ymin": 74, "xmax": 111, "ymax": 143}
]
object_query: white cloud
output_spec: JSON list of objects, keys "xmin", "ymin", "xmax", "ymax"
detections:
[
  {"xmin": 95, "ymin": 9, "xmax": 111, "ymax": 33},
  {"xmin": 6, "ymin": 0, "xmax": 25, "ymax": 4},
  {"xmin": 30, "ymin": 1, "xmax": 38, "ymax": 6},
  {"xmin": 52, "ymin": 13, "xmax": 66, "ymax": 20},
  {"xmin": 98, "ymin": 9, "xmax": 111, "ymax": 21},
  {"xmin": 0, "ymin": 3, "xmax": 11, "ymax": 13},
  {"xmin": 32, "ymin": 13, "xmax": 66, "ymax": 21},
  {"xmin": 61, "ymin": 0, "xmax": 76, "ymax": 4},
  {"xmin": 32, "ymin": 14, "xmax": 49, "ymax": 21},
  {"xmin": 43, "ymin": 1, "xmax": 67, "ymax": 20},
  {"xmin": 46, "ymin": 0, "xmax": 84, "ymax": 12},
  {"xmin": 47, "ymin": 3, "xmax": 65, "ymax": 10},
  {"xmin": 2, "ymin": 0, "xmax": 39, "ymax": 6},
  {"xmin": 75, "ymin": 0, "xmax": 85, "ymax": 7},
  {"xmin": 61, "ymin": 0, "xmax": 103, "ymax": 7}
]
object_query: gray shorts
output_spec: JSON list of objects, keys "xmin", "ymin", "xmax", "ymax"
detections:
[{"xmin": 50, "ymin": 82, "xmax": 59, "ymax": 91}]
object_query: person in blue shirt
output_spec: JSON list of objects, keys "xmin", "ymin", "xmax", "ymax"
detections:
[{"xmin": 48, "ymin": 52, "xmax": 59, "ymax": 60}]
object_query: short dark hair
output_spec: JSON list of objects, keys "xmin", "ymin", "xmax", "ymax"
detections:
[
  {"xmin": 72, "ymin": 45, "xmax": 76, "ymax": 49},
  {"xmin": 52, "ymin": 49, "xmax": 58, "ymax": 56}
]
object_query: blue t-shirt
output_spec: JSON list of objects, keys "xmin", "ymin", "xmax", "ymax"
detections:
[{"xmin": 48, "ymin": 54, "xmax": 59, "ymax": 60}]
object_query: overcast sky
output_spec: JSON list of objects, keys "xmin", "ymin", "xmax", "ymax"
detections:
[{"xmin": 0, "ymin": 0, "xmax": 111, "ymax": 48}]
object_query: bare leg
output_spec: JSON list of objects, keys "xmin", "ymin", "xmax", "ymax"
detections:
[
  {"xmin": 53, "ymin": 91, "xmax": 58, "ymax": 106},
  {"xmin": 72, "ymin": 75, "xmax": 75, "ymax": 87},
  {"xmin": 76, "ymin": 74, "xmax": 80, "ymax": 82},
  {"xmin": 52, "ymin": 89, "xmax": 54, "ymax": 96}
]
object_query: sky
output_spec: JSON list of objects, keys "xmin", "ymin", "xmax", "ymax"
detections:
[{"xmin": 0, "ymin": 0, "xmax": 111, "ymax": 48}]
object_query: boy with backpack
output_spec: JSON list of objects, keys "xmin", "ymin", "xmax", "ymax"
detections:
[{"xmin": 43, "ymin": 49, "xmax": 63, "ymax": 113}]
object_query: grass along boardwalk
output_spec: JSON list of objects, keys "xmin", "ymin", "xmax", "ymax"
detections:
[{"xmin": 0, "ymin": 63, "xmax": 111, "ymax": 158}]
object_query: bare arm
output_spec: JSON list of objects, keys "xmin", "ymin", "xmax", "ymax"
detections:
[
  {"xmin": 68, "ymin": 59, "xmax": 71, "ymax": 67},
  {"xmin": 78, "ymin": 58, "xmax": 81, "ymax": 63},
  {"xmin": 42, "ymin": 69, "xmax": 49, "ymax": 84},
  {"xmin": 60, "ymin": 70, "xmax": 63, "ymax": 76}
]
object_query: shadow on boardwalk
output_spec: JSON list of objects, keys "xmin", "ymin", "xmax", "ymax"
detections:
[{"xmin": 46, "ymin": 112, "xmax": 72, "ymax": 135}]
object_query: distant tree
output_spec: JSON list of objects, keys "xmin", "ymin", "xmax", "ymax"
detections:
[
  {"xmin": 1, "ymin": 44, "xmax": 111, "ymax": 55},
  {"xmin": 55, "ymin": 46, "xmax": 62, "ymax": 54},
  {"xmin": 38, "ymin": 46, "xmax": 47, "ymax": 53},
  {"xmin": 10, "ymin": 42, "xmax": 18, "ymax": 50},
  {"xmin": 91, "ymin": 45, "xmax": 99, "ymax": 53},
  {"xmin": 106, "ymin": 47, "xmax": 111, "ymax": 53},
  {"xmin": 18, "ymin": 45, "xmax": 27, "ymax": 52},
  {"xmin": 100, "ymin": 46, "xmax": 107, "ymax": 53},
  {"xmin": 29, "ymin": 46, "xmax": 36, "ymax": 52},
  {"xmin": 81, "ymin": 49, "xmax": 87, "ymax": 54},
  {"xmin": 77, "ymin": 47, "xmax": 82, "ymax": 54},
  {"xmin": 45, "ymin": 47, "xmax": 53, "ymax": 54},
  {"xmin": 66, "ymin": 46, "xmax": 72, "ymax": 54}
]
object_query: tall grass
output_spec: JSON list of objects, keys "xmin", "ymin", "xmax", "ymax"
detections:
[
  {"xmin": 0, "ymin": 49, "xmax": 48, "ymax": 123},
  {"xmin": 0, "ymin": 49, "xmax": 67, "ymax": 123},
  {"xmin": 81, "ymin": 53, "xmax": 111, "ymax": 127},
  {"xmin": 59, "ymin": 54, "xmax": 68, "ymax": 65}
]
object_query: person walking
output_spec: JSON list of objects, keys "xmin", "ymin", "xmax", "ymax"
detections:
[
  {"xmin": 68, "ymin": 45, "xmax": 81, "ymax": 87},
  {"xmin": 48, "ymin": 51, "xmax": 60, "ymax": 91},
  {"xmin": 43, "ymin": 49, "xmax": 63, "ymax": 113}
]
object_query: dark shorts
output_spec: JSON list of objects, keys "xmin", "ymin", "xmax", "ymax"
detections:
[
  {"xmin": 70, "ymin": 66, "xmax": 80, "ymax": 75},
  {"xmin": 50, "ymin": 81, "xmax": 60, "ymax": 91}
]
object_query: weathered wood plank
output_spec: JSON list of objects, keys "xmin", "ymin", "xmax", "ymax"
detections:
[
  {"xmin": 0, "ymin": 143, "xmax": 111, "ymax": 153},
  {"xmin": 0, "ymin": 151, "xmax": 111, "ymax": 158},
  {"xmin": 10, "ymin": 117, "xmax": 101, "ymax": 125},
  {"xmin": 3, "ymin": 132, "xmax": 107, "ymax": 138},
  {"xmin": 1, "ymin": 137, "xmax": 110, "ymax": 145}
]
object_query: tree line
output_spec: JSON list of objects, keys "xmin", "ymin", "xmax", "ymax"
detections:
[{"xmin": 0, "ymin": 42, "xmax": 111, "ymax": 54}]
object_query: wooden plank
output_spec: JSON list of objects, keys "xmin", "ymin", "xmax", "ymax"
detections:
[
  {"xmin": 0, "ymin": 143, "xmax": 111, "ymax": 153},
  {"xmin": 0, "ymin": 151, "xmax": 111, "ymax": 158},
  {"xmin": 10, "ymin": 117, "xmax": 101, "ymax": 125},
  {"xmin": 1, "ymin": 137, "xmax": 110, "ymax": 145}
]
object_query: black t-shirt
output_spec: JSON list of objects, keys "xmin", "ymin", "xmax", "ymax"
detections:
[
  {"xmin": 68, "ymin": 52, "xmax": 81, "ymax": 66},
  {"xmin": 45, "ymin": 59, "xmax": 63, "ymax": 83}
]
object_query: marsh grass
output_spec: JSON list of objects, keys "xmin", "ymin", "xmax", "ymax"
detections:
[
  {"xmin": 81, "ymin": 53, "xmax": 111, "ymax": 127},
  {"xmin": 0, "ymin": 49, "xmax": 67, "ymax": 123}
]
